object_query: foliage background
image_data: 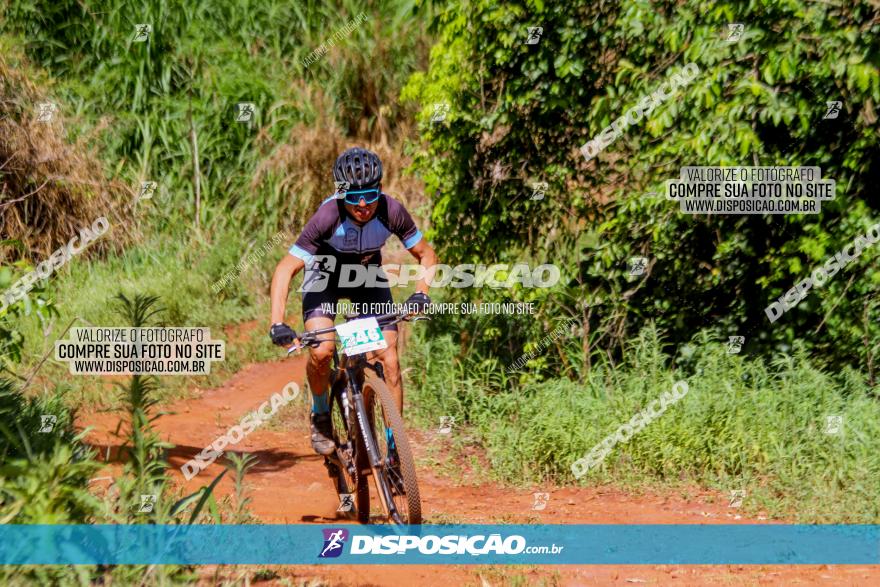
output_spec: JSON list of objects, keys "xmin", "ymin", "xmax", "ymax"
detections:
[{"xmin": 403, "ymin": 0, "xmax": 880, "ymax": 379}]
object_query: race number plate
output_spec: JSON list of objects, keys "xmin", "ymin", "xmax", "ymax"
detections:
[{"xmin": 336, "ymin": 317, "xmax": 387, "ymax": 356}]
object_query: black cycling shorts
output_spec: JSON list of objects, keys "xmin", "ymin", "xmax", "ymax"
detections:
[{"xmin": 302, "ymin": 270, "xmax": 398, "ymax": 332}]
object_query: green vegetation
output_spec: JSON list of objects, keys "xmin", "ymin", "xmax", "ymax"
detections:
[
  {"xmin": 404, "ymin": 0, "xmax": 880, "ymax": 374},
  {"xmin": 1, "ymin": 0, "xmax": 431, "ymax": 398},
  {"xmin": 9, "ymin": 228, "xmax": 293, "ymax": 407},
  {"xmin": 1, "ymin": 1, "xmax": 879, "ymax": 568},
  {"xmin": 393, "ymin": 0, "xmax": 880, "ymax": 524},
  {"xmin": 405, "ymin": 325, "xmax": 880, "ymax": 522},
  {"xmin": 2, "ymin": 0, "xmax": 430, "ymax": 242},
  {"xmin": 0, "ymin": 292, "xmax": 231, "ymax": 584},
  {"xmin": 0, "ymin": 0, "xmax": 432, "ymax": 580}
]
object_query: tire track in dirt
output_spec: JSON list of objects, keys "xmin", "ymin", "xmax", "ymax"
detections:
[{"xmin": 80, "ymin": 355, "xmax": 880, "ymax": 586}]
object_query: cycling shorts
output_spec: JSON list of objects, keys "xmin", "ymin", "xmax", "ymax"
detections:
[{"xmin": 302, "ymin": 267, "xmax": 398, "ymax": 332}]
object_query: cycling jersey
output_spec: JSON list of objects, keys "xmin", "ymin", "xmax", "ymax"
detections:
[
  {"xmin": 289, "ymin": 193, "xmax": 423, "ymax": 328},
  {"xmin": 289, "ymin": 193, "xmax": 422, "ymax": 267}
]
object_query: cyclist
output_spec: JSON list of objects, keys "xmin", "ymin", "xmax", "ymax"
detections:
[{"xmin": 269, "ymin": 147, "xmax": 437, "ymax": 455}]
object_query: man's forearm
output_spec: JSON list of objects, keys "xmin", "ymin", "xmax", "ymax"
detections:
[
  {"xmin": 415, "ymin": 251, "xmax": 438, "ymax": 294},
  {"xmin": 270, "ymin": 256, "xmax": 304, "ymax": 324},
  {"xmin": 270, "ymin": 270, "xmax": 290, "ymax": 324}
]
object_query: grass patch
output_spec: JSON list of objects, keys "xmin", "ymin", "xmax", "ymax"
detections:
[
  {"xmin": 403, "ymin": 325, "xmax": 880, "ymax": 523},
  {"xmin": 15, "ymin": 225, "xmax": 299, "ymax": 408}
]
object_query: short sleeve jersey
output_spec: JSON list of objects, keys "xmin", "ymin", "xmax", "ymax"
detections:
[{"xmin": 289, "ymin": 193, "xmax": 422, "ymax": 267}]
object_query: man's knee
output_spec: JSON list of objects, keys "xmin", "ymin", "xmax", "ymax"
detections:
[
  {"xmin": 379, "ymin": 349, "xmax": 400, "ymax": 377},
  {"xmin": 309, "ymin": 342, "xmax": 335, "ymax": 368}
]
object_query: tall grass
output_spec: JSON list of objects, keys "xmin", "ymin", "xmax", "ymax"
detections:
[
  {"xmin": 2, "ymin": 0, "xmax": 430, "ymax": 238},
  {"xmin": 2, "ymin": 0, "xmax": 432, "ymax": 397},
  {"xmin": 0, "ymin": 292, "xmax": 236, "ymax": 584},
  {"xmin": 404, "ymin": 325, "xmax": 880, "ymax": 523},
  {"xmin": 14, "ymin": 224, "xmax": 292, "ymax": 407}
]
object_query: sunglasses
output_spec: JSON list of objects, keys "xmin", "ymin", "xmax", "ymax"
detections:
[{"xmin": 341, "ymin": 188, "xmax": 381, "ymax": 205}]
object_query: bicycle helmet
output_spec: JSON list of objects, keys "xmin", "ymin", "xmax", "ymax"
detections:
[{"xmin": 333, "ymin": 147, "xmax": 383, "ymax": 190}]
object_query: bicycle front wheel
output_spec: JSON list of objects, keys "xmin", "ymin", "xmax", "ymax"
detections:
[{"xmin": 363, "ymin": 372, "xmax": 422, "ymax": 524}]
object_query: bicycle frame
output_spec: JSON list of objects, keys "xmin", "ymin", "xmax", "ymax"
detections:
[
  {"xmin": 288, "ymin": 310, "xmax": 425, "ymax": 522},
  {"xmin": 335, "ymin": 349, "xmax": 400, "ymax": 519}
]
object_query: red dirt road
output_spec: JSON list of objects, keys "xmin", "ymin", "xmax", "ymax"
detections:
[{"xmin": 80, "ymin": 354, "xmax": 880, "ymax": 586}]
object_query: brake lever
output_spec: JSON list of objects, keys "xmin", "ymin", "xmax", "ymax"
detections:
[
  {"xmin": 401, "ymin": 313, "xmax": 430, "ymax": 323},
  {"xmin": 286, "ymin": 341, "xmax": 304, "ymax": 355}
]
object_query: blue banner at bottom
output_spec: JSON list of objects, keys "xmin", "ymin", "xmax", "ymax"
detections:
[{"xmin": 0, "ymin": 524, "xmax": 878, "ymax": 565}]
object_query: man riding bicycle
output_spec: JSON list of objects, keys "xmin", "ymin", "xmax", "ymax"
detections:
[{"xmin": 269, "ymin": 147, "xmax": 437, "ymax": 455}]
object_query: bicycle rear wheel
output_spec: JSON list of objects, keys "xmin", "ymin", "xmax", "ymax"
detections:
[
  {"xmin": 330, "ymin": 384, "xmax": 370, "ymax": 523},
  {"xmin": 363, "ymin": 372, "xmax": 421, "ymax": 524}
]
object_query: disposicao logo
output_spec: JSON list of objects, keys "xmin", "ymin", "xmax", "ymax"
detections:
[{"xmin": 319, "ymin": 528, "xmax": 349, "ymax": 558}]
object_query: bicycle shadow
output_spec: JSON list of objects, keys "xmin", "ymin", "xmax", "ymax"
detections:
[
  {"xmin": 300, "ymin": 510, "xmax": 384, "ymax": 524},
  {"xmin": 84, "ymin": 441, "xmax": 316, "ymax": 476},
  {"xmin": 168, "ymin": 444, "xmax": 317, "ymax": 475}
]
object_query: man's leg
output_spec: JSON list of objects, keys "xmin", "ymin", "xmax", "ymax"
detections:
[
  {"xmin": 371, "ymin": 329, "xmax": 402, "ymax": 413},
  {"xmin": 353, "ymin": 278, "xmax": 403, "ymax": 411},
  {"xmin": 304, "ymin": 315, "xmax": 336, "ymax": 454},
  {"xmin": 370, "ymin": 328, "xmax": 404, "ymax": 495}
]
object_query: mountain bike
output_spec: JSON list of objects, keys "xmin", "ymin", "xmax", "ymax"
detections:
[{"xmin": 287, "ymin": 310, "xmax": 425, "ymax": 524}]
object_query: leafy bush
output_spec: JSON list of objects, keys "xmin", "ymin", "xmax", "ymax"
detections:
[
  {"xmin": 403, "ymin": 0, "xmax": 880, "ymax": 374},
  {"xmin": 0, "ymin": 291, "xmax": 230, "ymax": 583}
]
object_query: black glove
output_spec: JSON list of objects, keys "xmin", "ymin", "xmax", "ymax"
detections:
[
  {"xmin": 404, "ymin": 292, "xmax": 431, "ymax": 314},
  {"xmin": 269, "ymin": 323, "xmax": 297, "ymax": 346}
]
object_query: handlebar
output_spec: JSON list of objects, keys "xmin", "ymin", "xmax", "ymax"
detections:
[{"xmin": 285, "ymin": 309, "xmax": 429, "ymax": 355}]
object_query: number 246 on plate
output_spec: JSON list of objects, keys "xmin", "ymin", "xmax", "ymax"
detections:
[{"xmin": 336, "ymin": 317, "xmax": 387, "ymax": 356}]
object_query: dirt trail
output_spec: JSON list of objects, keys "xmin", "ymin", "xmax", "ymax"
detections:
[{"xmin": 80, "ymin": 352, "xmax": 880, "ymax": 586}]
